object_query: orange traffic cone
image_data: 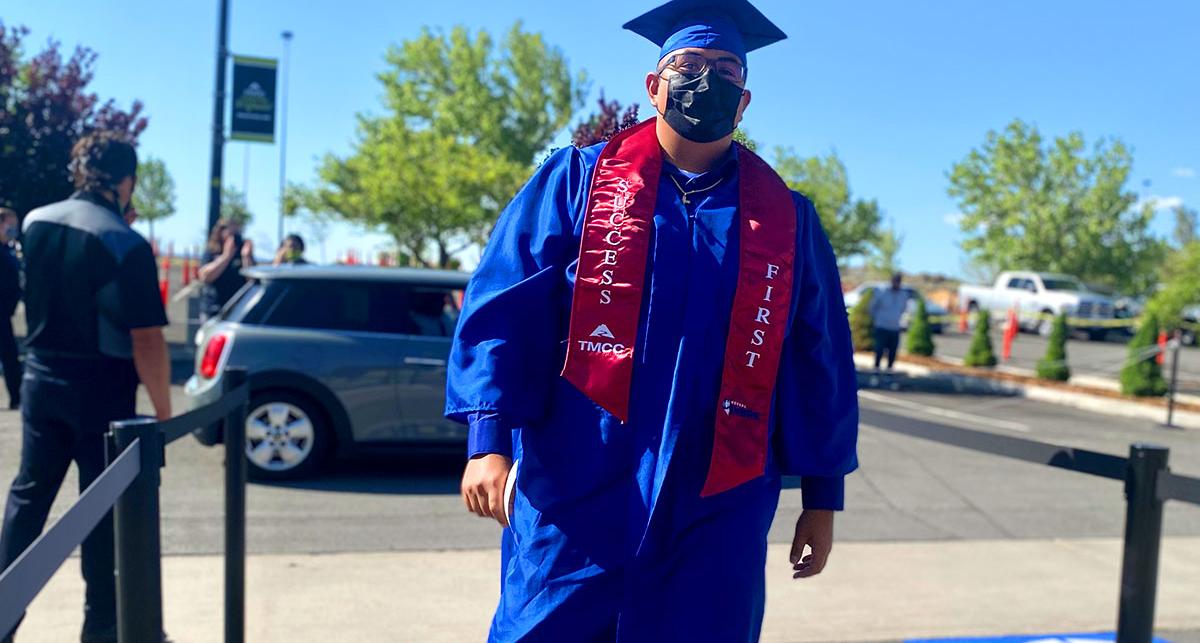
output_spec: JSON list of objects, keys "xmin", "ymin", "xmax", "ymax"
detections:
[
  {"xmin": 1157, "ymin": 330, "xmax": 1168, "ymax": 365},
  {"xmin": 1002, "ymin": 308, "xmax": 1019, "ymax": 361},
  {"xmin": 958, "ymin": 304, "xmax": 969, "ymax": 334}
]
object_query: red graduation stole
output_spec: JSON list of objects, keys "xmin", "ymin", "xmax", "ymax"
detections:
[{"xmin": 561, "ymin": 119, "xmax": 797, "ymax": 497}]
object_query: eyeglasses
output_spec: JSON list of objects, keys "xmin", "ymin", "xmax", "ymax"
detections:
[{"xmin": 658, "ymin": 52, "xmax": 746, "ymax": 84}]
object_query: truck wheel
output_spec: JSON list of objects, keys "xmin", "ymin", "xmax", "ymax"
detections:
[{"xmin": 1038, "ymin": 311, "xmax": 1055, "ymax": 337}]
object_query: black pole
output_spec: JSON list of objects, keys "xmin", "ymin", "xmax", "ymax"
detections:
[
  {"xmin": 224, "ymin": 368, "xmax": 248, "ymax": 643},
  {"xmin": 109, "ymin": 418, "xmax": 164, "ymax": 643},
  {"xmin": 1165, "ymin": 333, "xmax": 1180, "ymax": 428},
  {"xmin": 1116, "ymin": 443, "xmax": 1169, "ymax": 643},
  {"xmin": 207, "ymin": 0, "xmax": 230, "ymax": 234}
]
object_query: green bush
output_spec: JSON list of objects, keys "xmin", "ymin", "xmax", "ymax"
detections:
[
  {"xmin": 905, "ymin": 298, "xmax": 936, "ymax": 357},
  {"xmin": 849, "ymin": 288, "xmax": 875, "ymax": 352},
  {"xmin": 963, "ymin": 309, "xmax": 997, "ymax": 367},
  {"xmin": 1036, "ymin": 313, "xmax": 1071, "ymax": 381},
  {"xmin": 1120, "ymin": 314, "xmax": 1168, "ymax": 397}
]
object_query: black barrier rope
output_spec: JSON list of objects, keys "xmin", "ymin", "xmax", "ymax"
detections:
[
  {"xmin": 0, "ymin": 439, "xmax": 142, "ymax": 636},
  {"xmin": 158, "ymin": 381, "xmax": 250, "ymax": 445},
  {"xmin": 860, "ymin": 407, "xmax": 1129, "ymax": 480},
  {"xmin": 1158, "ymin": 470, "xmax": 1200, "ymax": 506}
]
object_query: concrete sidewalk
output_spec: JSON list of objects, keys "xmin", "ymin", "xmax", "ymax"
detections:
[{"xmin": 15, "ymin": 537, "xmax": 1200, "ymax": 642}]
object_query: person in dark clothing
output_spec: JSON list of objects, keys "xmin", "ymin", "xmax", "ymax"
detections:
[
  {"xmin": 0, "ymin": 208, "xmax": 22, "ymax": 409},
  {"xmin": 0, "ymin": 131, "xmax": 172, "ymax": 643},
  {"xmin": 198, "ymin": 217, "xmax": 255, "ymax": 318}
]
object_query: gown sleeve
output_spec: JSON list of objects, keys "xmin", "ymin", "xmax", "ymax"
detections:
[
  {"xmin": 772, "ymin": 193, "xmax": 860, "ymax": 510},
  {"xmin": 445, "ymin": 146, "xmax": 593, "ymax": 458}
]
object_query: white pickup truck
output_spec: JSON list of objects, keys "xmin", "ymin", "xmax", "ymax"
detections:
[{"xmin": 958, "ymin": 271, "xmax": 1117, "ymax": 339}]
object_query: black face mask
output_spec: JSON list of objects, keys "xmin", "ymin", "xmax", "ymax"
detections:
[{"xmin": 658, "ymin": 68, "xmax": 745, "ymax": 143}]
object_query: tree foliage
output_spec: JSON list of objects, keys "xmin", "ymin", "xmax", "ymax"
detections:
[
  {"xmin": 221, "ymin": 187, "xmax": 253, "ymax": 226},
  {"xmin": 571, "ymin": 93, "xmax": 639, "ymax": 148},
  {"xmin": 132, "ymin": 156, "xmax": 175, "ymax": 239},
  {"xmin": 963, "ymin": 310, "xmax": 997, "ymax": 367},
  {"xmin": 1036, "ymin": 313, "xmax": 1071, "ymax": 381},
  {"xmin": 1145, "ymin": 241, "xmax": 1200, "ymax": 328},
  {"xmin": 905, "ymin": 298, "xmax": 935, "ymax": 357},
  {"xmin": 0, "ymin": 22, "xmax": 147, "ymax": 217},
  {"xmin": 773, "ymin": 149, "xmax": 881, "ymax": 262},
  {"xmin": 947, "ymin": 119, "xmax": 1164, "ymax": 294},
  {"xmin": 866, "ymin": 222, "xmax": 903, "ymax": 279},
  {"xmin": 848, "ymin": 288, "xmax": 875, "ymax": 352},
  {"xmin": 1172, "ymin": 205, "xmax": 1198, "ymax": 248},
  {"xmin": 1120, "ymin": 314, "xmax": 1167, "ymax": 397},
  {"xmin": 301, "ymin": 24, "xmax": 586, "ymax": 267}
]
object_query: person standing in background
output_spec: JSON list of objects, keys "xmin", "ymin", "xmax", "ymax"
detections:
[
  {"xmin": 0, "ymin": 208, "xmax": 21, "ymax": 409},
  {"xmin": 272, "ymin": 233, "xmax": 308, "ymax": 266},
  {"xmin": 869, "ymin": 272, "xmax": 911, "ymax": 371},
  {"xmin": 198, "ymin": 218, "xmax": 255, "ymax": 318}
]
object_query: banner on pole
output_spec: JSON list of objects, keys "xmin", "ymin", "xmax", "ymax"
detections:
[{"xmin": 230, "ymin": 55, "xmax": 277, "ymax": 143}]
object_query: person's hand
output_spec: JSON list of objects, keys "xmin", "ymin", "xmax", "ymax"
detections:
[
  {"xmin": 240, "ymin": 238, "xmax": 254, "ymax": 261},
  {"xmin": 273, "ymin": 245, "xmax": 288, "ymax": 265},
  {"xmin": 461, "ymin": 454, "xmax": 513, "ymax": 527},
  {"xmin": 790, "ymin": 509, "xmax": 834, "ymax": 579},
  {"xmin": 222, "ymin": 235, "xmax": 237, "ymax": 257}
]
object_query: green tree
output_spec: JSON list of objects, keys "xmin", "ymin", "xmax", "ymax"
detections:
[
  {"xmin": 1036, "ymin": 313, "xmax": 1071, "ymax": 381},
  {"xmin": 131, "ymin": 156, "xmax": 175, "ymax": 241},
  {"xmin": 1120, "ymin": 314, "xmax": 1168, "ymax": 397},
  {"xmin": 571, "ymin": 92, "xmax": 638, "ymax": 148},
  {"xmin": 0, "ymin": 22, "xmax": 146, "ymax": 217},
  {"xmin": 773, "ymin": 149, "xmax": 881, "ymax": 262},
  {"xmin": 905, "ymin": 298, "xmax": 935, "ymax": 357},
  {"xmin": 848, "ymin": 288, "xmax": 875, "ymax": 352},
  {"xmin": 947, "ymin": 119, "xmax": 1166, "ymax": 294},
  {"xmin": 221, "ymin": 187, "xmax": 253, "ymax": 226},
  {"xmin": 963, "ymin": 310, "xmax": 997, "ymax": 367},
  {"xmin": 866, "ymin": 222, "xmax": 903, "ymax": 279},
  {"xmin": 1144, "ymin": 241, "xmax": 1200, "ymax": 327},
  {"xmin": 302, "ymin": 24, "xmax": 585, "ymax": 267},
  {"xmin": 732, "ymin": 128, "xmax": 758, "ymax": 153},
  {"xmin": 1172, "ymin": 205, "xmax": 1197, "ymax": 248}
]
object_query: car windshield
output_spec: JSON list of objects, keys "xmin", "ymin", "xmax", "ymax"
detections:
[{"xmin": 1041, "ymin": 278, "xmax": 1083, "ymax": 292}]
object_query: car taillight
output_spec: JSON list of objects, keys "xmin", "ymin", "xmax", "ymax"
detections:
[{"xmin": 200, "ymin": 333, "xmax": 229, "ymax": 379}]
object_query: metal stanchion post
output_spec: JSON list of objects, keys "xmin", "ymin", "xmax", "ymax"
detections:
[
  {"xmin": 110, "ymin": 418, "xmax": 165, "ymax": 643},
  {"xmin": 224, "ymin": 369, "xmax": 248, "ymax": 643},
  {"xmin": 1116, "ymin": 443, "xmax": 1169, "ymax": 643},
  {"xmin": 1165, "ymin": 335, "xmax": 1180, "ymax": 428}
]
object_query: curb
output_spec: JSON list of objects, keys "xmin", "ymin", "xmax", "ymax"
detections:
[{"xmin": 853, "ymin": 354, "xmax": 1200, "ymax": 430}]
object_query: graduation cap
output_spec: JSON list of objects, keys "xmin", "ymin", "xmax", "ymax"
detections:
[{"xmin": 623, "ymin": 0, "xmax": 788, "ymax": 64}]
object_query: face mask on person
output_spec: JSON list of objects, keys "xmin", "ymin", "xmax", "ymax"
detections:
[{"xmin": 658, "ymin": 68, "xmax": 745, "ymax": 143}]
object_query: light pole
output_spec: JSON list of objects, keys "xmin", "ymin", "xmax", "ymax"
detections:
[
  {"xmin": 207, "ymin": 0, "xmax": 230, "ymax": 235},
  {"xmin": 277, "ymin": 30, "xmax": 293, "ymax": 247}
]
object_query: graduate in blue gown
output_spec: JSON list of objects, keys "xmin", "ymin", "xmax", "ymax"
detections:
[{"xmin": 446, "ymin": 1, "xmax": 858, "ymax": 640}]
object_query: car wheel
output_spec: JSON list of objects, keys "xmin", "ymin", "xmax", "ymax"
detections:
[
  {"xmin": 1183, "ymin": 328, "xmax": 1198, "ymax": 347},
  {"xmin": 244, "ymin": 391, "xmax": 332, "ymax": 480}
]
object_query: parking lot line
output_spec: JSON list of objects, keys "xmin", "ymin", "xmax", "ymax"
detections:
[{"xmin": 858, "ymin": 390, "xmax": 1032, "ymax": 433}]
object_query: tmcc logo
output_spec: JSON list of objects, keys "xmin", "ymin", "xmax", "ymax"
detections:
[{"xmin": 590, "ymin": 324, "xmax": 615, "ymax": 339}]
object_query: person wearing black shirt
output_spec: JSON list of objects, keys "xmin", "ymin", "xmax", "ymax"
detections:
[
  {"xmin": 0, "ymin": 132, "xmax": 171, "ymax": 643},
  {"xmin": 0, "ymin": 208, "xmax": 21, "ymax": 409},
  {"xmin": 199, "ymin": 217, "xmax": 255, "ymax": 318}
]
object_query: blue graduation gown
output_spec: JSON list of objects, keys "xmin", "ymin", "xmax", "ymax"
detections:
[{"xmin": 445, "ymin": 141, "xmax": 858, "ymax": 642}]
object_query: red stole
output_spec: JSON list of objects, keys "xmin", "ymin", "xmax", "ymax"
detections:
[{"xmin": 560, "ymin": 119, "xmax": 797, "ymax": 497}]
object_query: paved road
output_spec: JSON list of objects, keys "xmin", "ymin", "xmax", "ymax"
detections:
[
  {"xmin": 2, "ymin": 385, "xmax": 1196, "ymax": 557},
  {"xmin": 931, "ymin": 327, "xmax": 1200, "ymax": 395}
]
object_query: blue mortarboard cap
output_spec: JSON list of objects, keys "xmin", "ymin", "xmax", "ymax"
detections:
[{"xmin": 623, "ymin": 0, "xmax": 787, "ymax": 63}]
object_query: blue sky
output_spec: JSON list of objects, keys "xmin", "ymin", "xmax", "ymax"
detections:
[{"xmin": 6, "ymin": 0, "xmax": 1198, "ymax": 277}]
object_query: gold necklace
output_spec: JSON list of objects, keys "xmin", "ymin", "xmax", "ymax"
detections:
[{"xmin": 669, "ymin": 174, "xmax": 726, "ymax": 205}]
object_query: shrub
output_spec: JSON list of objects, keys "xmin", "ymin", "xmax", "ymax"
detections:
[
  {"xmin": 1036, "ymin": 313, "xmax": 1071, "ymax": 381},
  {"xmin": 849, "ymin": 288, "xmax": 875, "ymax": 352},
  {"xmin": 963, "ymin": 309, "xmax": 998, "ymax": 367},
  {"xmin": 905, "ymin": 298, "xmax": 936, "ymax": 357},
  {"xmin": 1120, "ymin": 314, "xmax": 1168, "ymax": 397}
]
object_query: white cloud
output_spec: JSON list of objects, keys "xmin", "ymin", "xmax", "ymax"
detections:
[
  {"xmin": 1172, "ymin": 167, "xmax": 1196, "ymax": 179},
  {"xmin": 942, "ymin": 212, "xmax": 964, "ymax": 226},
  {"xmin": 1135, "ymin": 195, "xmax": 1184, "ymax": 211}
]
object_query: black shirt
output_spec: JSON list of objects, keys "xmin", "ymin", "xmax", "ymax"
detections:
[
  {"xmin": 0, "ymin": 244, "xmax": 20, "ymax": 317},
  {"xmin": 22, "ymin": 191, "xmax": 168, "ymax": 361},
  {"xmin": 202, "ymin": 249, "xmax": 248, "ymax": 315}
]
